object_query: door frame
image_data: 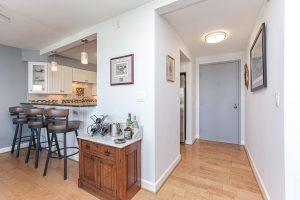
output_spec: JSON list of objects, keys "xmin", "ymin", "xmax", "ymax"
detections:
[{"xmin": 198, "ymin": 60, "xmax": 241, "ymax": 144}]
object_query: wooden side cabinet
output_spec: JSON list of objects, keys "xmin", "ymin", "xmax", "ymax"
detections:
[{"xmin": 78, "ymin": 139, "xmax": 141, "ymax": 200}]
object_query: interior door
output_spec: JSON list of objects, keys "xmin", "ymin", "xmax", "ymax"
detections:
[{"xmin": 199, "ymin": 61, "xmax": 239, "ymax": 144}]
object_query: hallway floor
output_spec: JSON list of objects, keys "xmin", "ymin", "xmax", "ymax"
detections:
[{"xmin": 0, "ymin": 140, "xmax": 262, "ymax": 200}]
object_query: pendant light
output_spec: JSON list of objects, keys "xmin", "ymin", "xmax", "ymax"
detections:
[
  {"xmin": 81, "ymin": 39, "xmax": 88, "ymax": 65},
  {"xmin": 51, "ymin": 51, "xmax": 58, "ymax": 71}
]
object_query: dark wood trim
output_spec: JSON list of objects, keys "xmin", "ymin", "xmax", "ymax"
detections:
[{"xmin": 110, "ymin": 54, "xmax": 134, "ymax": 86}]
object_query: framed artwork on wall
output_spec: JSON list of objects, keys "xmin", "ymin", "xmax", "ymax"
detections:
[
  {"xmin": 244, "ymin": 64, "xmax": 249, "ymax": 90},
  {"xmin": 250, "ymin": 23, "xmax": 267, "ymax": 92},
  {"xmin": 110, "ymin": 54, "xmax": 134, "ymax": 85},
  {"xmin": 166, "ymin": 55, "xmax": 175, "ymax": 82}
]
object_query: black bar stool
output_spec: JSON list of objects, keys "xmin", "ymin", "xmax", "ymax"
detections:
[
  {"xmin": 9, "ymin": 107, "xmax": 30, "ymax": 158},
  {"xmin": 43, "ymin": 109, "xmax": 80, "ymax": 180}
]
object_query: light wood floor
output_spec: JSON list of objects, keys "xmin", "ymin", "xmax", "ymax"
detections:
[{"xmin": 0, "ymin": 140, "xmax": 263, "ymax": 200}]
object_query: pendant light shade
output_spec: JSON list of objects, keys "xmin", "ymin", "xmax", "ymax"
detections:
[
  {"xmin": 51, "ymin": 51, "xmax": 58, "ymax": 71},
  {"xmin": 51, "ymin": 61, "xmax": 58, "ymax": 71},
  {"xmin": 81, "ymin": 51, "xmax": 88, "ymax": 64},
  {"xmin": 81, "ymin": 39, "xmax": 89, "ymax": 65}
]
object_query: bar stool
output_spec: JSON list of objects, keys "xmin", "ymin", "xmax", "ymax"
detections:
[
  {"xmin": 43, "ymin": 109, "xmax": 80, "ymax": 180},
  {"xmin": 24, "ymin": 108, "xmax": 61, "ymax": 168},
  {"xmin": 9, "ymin": 107, "xmax": 29, "ymax": 158}
]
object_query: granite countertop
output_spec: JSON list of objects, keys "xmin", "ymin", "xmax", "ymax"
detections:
[
  {"xmin": 21, "ymin": 102, "xmax": 97, "ymax": 107},
  {"xmin": 78, "ymin": 130, "xmax": 143, "ymax": 149}
]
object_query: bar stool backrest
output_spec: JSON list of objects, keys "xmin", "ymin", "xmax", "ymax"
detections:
[
  {"xmin": 24, "ymin": 108, "xmax": 44, "ymax": 121},
  {"xmin": 9, "ymin": 107, "xmax": 25, "ymax": 118},
  {"xmin": 44, "ymin": 109, "xmax": 70, "ymax": 130}
]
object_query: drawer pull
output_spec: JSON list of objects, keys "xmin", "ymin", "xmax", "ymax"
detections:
[{"xmin": 103, "ymin": 150, "xmax": 111, "ymax": 156}]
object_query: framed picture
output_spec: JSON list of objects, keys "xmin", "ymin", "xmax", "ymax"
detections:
[
  {"xmin": 166, "ymin": 55, "xmax": 175, "ymax": 82},
  {"xmin": 250, "ymin": 23, "xmax": 267, "ymax": 92},
  {"xmin": 244, "ymin": 64, "xmax": 249, "ymax": 90},
  {"xmin": 110, "ymin": 54, "xmax": 134, "ymax": 85}
]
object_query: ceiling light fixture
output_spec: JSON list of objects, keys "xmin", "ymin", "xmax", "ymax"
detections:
[
  {"xmin": 81, "ymin": 39, "xmax": 88, "ymax": 65},
  {"xmin": 205, "ymin": 32, "xmax": 227, "ymax": 44},
  {"xmin": 51, "ymin": 51, "xmax": 58, "ymax": 72}
]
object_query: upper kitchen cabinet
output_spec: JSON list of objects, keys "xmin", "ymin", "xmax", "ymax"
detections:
[
  {"xmin": 28, "ymin": 62, "xmax": 49, "ymax": 94},
  {"xmin": 73, "ymin": 68, "xmax": 96, "ymax": 84},
  {"xmin": 48, "ymin": 65, "xmax": 73, "ymax": 94}
]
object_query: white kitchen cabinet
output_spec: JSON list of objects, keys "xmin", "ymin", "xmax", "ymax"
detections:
[
  {"xmin": 87, "ymin": 71, "xmax": 97, "ymax": 84},
  {"xmin": 28, "ymin": 62, "xmax": 49, "ymax": 94},
  {"xmin": 73, "ymin": 68, "xmax": 96, "ymax": 84},
  {"xmin": 48, "ymin": 65, "xmax": 72, "ymax": 94},
  {"xmin": 92, "ymin": 83, "xmax": 97, "ymax": 96}
]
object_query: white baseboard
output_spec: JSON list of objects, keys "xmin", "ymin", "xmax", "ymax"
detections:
[
  {"xmin": 142, "ymin": 154, "xmax": 181, "ymax": 193},
  {"xmin": 185, "ymin": 138, "xmax": 197, "ymax": 145},
  {"xmin": 0, "ymin": 143, "xmax": 29, "ymax": 154},
  {"xmin": 244, "ymin": 145, "xmax": 271, "ymax": 200}
]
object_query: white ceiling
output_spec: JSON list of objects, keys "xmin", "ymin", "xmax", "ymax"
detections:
[
  {"xmin": 0, "ymin": 0, "xmax": 152, "ymax": 50},
  {"xmin": 163, "ymin": 0, "xmax": 264, "ymax": 57},
  {"xmin": 59, "ymin": 39, "xmax": 97, "ymax": 64}
]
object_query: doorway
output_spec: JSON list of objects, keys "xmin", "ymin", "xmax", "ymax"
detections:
[{"xmin": 199, "ymin": 60, "xmax": 240, "ymax": 144}]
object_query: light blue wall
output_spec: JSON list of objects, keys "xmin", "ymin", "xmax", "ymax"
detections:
[{"xmin": 0, "ymin": 44, "xmax": 30, "ymax": 148}]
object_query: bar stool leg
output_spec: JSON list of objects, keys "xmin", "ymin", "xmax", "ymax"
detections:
[
  {"xmin": 43, "ymin": 134, "xmax": 54, "ymax": 177},
  {"xmin": 46, "ymin": 128, "xmax": 51, "ymax": 150},
  {"xmin": 64, "ymin": 132, "xmax": 67, "ymax": 180},
  {"xmin": 75, "ymin": 130, "xmax": 79, "ymax": 144},
  {"xmin": 11, "ymin": 124, "xmax": 19, "ymax": 154},
  {"xmin": 25, "ymin": 128, "xmax": 35, "ymax": 163},
  {"xmin": 54, "ymin": 134, "xmax": 62, "ymax": 159},
  {"xmin": 35, "ymin": 128, "xmax": 41, "ymax": 168},
  {"xmin": 16, "ymin": 124, "xmax": 23, "ymax": 158}
]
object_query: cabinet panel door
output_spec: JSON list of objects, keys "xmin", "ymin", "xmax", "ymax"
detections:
[
  {"xmin": 98, "ymin": 159, "xmax": 117, "ymax": 196},
  {"xmin": 61, "ymin": 66, "xmax": 73, "ymax": 94},
  {"xmin": 81, "ymin": 152, "xmax": 97, "ymax": 186},
  {"xmin": 88, "ymin": 71, "xmax": 97, "ymax": 84},
  {"xmin": 73, "ymin": 68, "xmax": 88, "ymax": 82},
  {"xmin": 48, "ymin": 65, "xmax": 62, "ymax": 94},
  {"xmin": 28, "ymin": 62, "xmax": 48, "ymax": 93}
]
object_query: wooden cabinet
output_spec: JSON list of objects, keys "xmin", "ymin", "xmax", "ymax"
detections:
[
  {"xmin": 28, "ymin": 62, "xmax": 49, "ymax": 93},
  {"xmin": 73, "ymin": 68, "xmax": 96, "ymax": 84},
  {"xmin": 79, "ymin": 140, "xmax": 141, "ymax": 200},
  {"xmin": 48, "ymin": 65, "xmax": 72, "ymax": 94}
]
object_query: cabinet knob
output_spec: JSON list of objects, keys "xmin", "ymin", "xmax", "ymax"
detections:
[{"xmin": 85, "ymin": 144, "xmax": 90, "ymax": 150}]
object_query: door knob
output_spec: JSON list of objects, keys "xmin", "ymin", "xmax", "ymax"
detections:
[{"xmin": 234, "ymin": 104, "xmax": 238, "ymax": 109}]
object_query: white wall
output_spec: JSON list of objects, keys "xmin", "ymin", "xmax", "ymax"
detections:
[
  {"xmin": 196, "ymin": 52, "xmax": 245, "ymax": 144},
  {"xmin": 154, "ymin": 13, "xmax": 194, "ymax": 190},
  {"xmin": 244, "ymin": 0, "xmax": 284, "ymax": 199},
  {"xmin": 284, "ymin": 1, "xmax": 300, "ymax": 199}
]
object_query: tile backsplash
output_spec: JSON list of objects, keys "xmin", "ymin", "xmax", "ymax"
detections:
[{"xmin": 28, "ymin": 82, "xmax": 97, "ymax": 104}]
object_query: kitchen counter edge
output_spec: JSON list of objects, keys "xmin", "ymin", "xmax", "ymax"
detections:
[{"xmin": 21, "ymin": 103, "xmax": 97, "ymax": 107}]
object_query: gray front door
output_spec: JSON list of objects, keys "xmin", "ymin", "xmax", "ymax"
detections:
[{"xmin": 199, "ymin": 61, "xmax": 240, "ymax": 144}]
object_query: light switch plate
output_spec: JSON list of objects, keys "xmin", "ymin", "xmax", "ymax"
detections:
[{"xmin": 275, "ymin": 91, "xmax": 280, "ymax": 107}]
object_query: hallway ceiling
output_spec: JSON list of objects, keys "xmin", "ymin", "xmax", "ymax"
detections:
[
  {"xmin": 0, "ymin": 0, "xmax": 152, "ymax": 50},
  {"xmin": 163, "ymin": 0, "xmax": 265, "ymax": 57}
]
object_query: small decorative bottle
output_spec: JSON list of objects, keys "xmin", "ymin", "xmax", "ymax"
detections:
[
  {"xmin": 132, "ymin": 115, "xmax": 139, "ymax": 138},
  {"xmin": 124, "ymin": 113, "xmax": 133, "ymax": 140}
]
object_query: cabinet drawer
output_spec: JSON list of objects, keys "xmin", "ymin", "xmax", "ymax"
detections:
[
  {"xmin": 96, "ymin": 144, "xmax": 116, "ymax": 161},
  {"xmin": 81, "ymin": 140, "xmax": 93, "ymax": 154}
]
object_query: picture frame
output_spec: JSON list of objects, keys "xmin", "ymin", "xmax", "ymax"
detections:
[
  {"xmin": 244, "ymin": 64, "xmax": 249, "ymax": 90},
  {"xmin": 166, "ymin": 55, "xmax": 175, "ymax": 82},
  {"xmin": 110, "ymin": 54, "xmax": 134, "ymax": 85},
  {"xmin": 250, "ymin": 23, "xmax": 267, "ymax": 92}
]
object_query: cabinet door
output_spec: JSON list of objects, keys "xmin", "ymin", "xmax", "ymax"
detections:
[
  {"xmin": 73, "ymin": 68, "xmax": 88, "ymax": 83},
  {"xmin": 81, "ymin": 152, "xmax": 98, "ymax": 186},
  {"xmin": 48, "ymin": 65, "xmax": 62, "ymax": 94},
  {"xmin": 92, "ymin": 83, "xmax": 97, "ymax": 96},
  {"xmin": 97, "ymin": 158, "xmax": 117, "ymax": 197},
  {"xmin": 61, "ymin": 66, "xmax": 73, "ymax": 94},
  {"xmin": 28, "ymin": 62, "xmax": 48, "ymax": 93},
  {"xmin": 87, "ymin": 71, "xmax": 97, "ymax": 84}
]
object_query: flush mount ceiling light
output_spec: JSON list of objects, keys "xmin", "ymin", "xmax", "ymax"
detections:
[
  {"xmin": 51, "ymin": 51, "xmax": 58, "ymax": 72},
  {"xmin": 205, "ymin": 32, "xmax": 227, "ymax": 44},
  {"xmin": 81, "ymin": 39, "xmax": 88, "ymax": 65}
]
